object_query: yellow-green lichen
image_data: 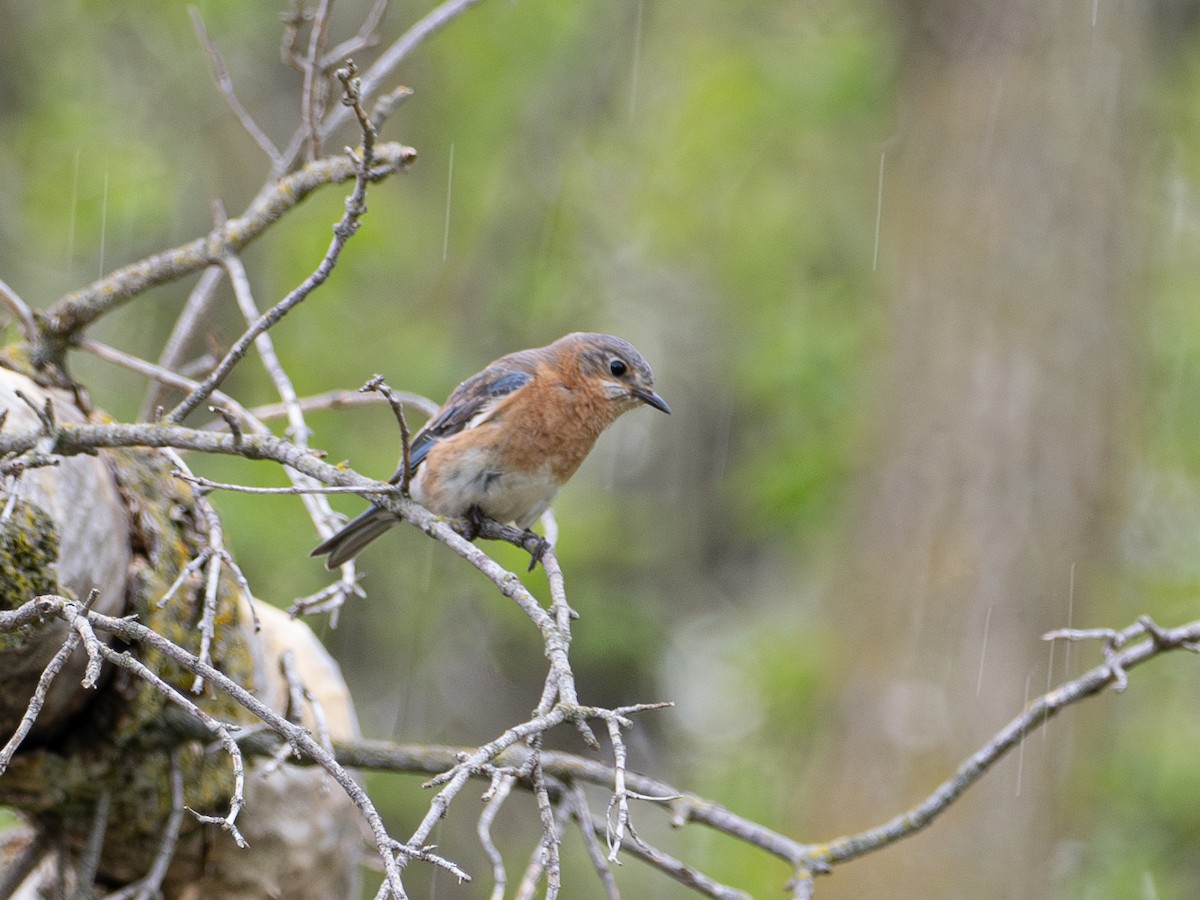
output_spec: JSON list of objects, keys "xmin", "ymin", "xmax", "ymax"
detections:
[
  {"xmin": 0, "ymin": 500, "xmax": 59, "ymax": 606},
  {"xmin": 101, "ymin": 446, "xmax": 258, "ymax": 740},
  {"xmin": 0, "ymin": 357, "xmax": 264, "ymax": 882},
  {"xmin": 0, "ymin": 501, "xmax": 60, "ymax": 654}
]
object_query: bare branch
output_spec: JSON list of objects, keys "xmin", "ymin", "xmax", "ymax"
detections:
[
  {"xmin": 321, "ymin": 0, "xmax": 391, "ymax": 69},
  {"xmin": 0, "ymin": 627, "xmax": 81, "ymax": 773},
  {"xmin": 527, "ymin": 739, "xmax": 561, "ymax": 899},
  {"xmin": 105, "ymin": 750, "xmax": 187, "ymax": 900},
  {"xmin": 246, "ymin": 389, "xmax": 438, "ymax": 425},
  {"xmin": 280, "ymin": 0, "xmax": 308, "ymax": 72},
  {"xmin": 277, "ymin": 0, "xmax": 487, "ymax": 170},
  {"xmin": 190, "ymin": 8, "xmax": 282, "ymax": 165},
  {"xmin": 78, "ymin": 338, "xmax": 247, "ymax": 424},
  {"xmin": 477, "ymin": 771, "xmax": 514, "ymax": 899},
  {"xmin": 320, "ymin": 603, "xmax": 1200, "ymax": 897},
  {"xmin": 514, "ymin": 790, "xmax": 571, "ymax": 900},
  {"xmin": 565, "ymin": 783, "xmax": 618, "ymax": 900},
  {"xmin": 0, "ymin": 276, "xmax": 37, "ymax": 342},
  {"xmin": 174, "ymin": 471, "xmax": 397, "ymax": 496},
  {"xmin": 0, "ymin": 595, "xmax": 412, "ymax": 897},
  {"xmin": 802, "ymin": 615, "xmax": 1200, "ymax": 877},
  {"xmin": 322, "ymin": 0, "xmax": 488, "ymax": 141},
  {"xmin": 370, "ymin": 84, "xmax": 414, "ymax": 133},
  {"xmin": 89, "ymin": 636, "xmax": 247, "ymax": 848},
  {"xmin": 587, "ymin": 814, "xmax": 748, "ymax": 900},
  {"xmin": 141, "ymin": 264, "xmax": 225, "ymax": 420},
  {"xmin": 27, "ymin": 402, "xmax": 1195, "ymax": 893},
  {"xmin": 300, "ymin": 0, "xmax": 335, "ymax": 160},
  {"xmin": 280, "ymin": 650, "xmax": 334, "ymax": 756},
  {"xmin": 165, "ymin": 65, "xmax": 381, "ymax": 426},
  {"xmin": 159, "ymin": 449, "xmax": 248, "ymax": 692},
  {"xmin": 72, "ymin": 791, "xmax": 111, "ymax": 900},
  {"xmin": 360, "ymin": 375, "xmax": 412, "ymax": 493},
  {"xmin": 42, "ymin": 143, "xmax": 414, "ymax": 350},
  {"xmin": 288, "ymin": 578, "xmax": 365, "ymax": 619}
]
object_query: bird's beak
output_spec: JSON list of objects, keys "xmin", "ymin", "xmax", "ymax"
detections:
[{"xmin": 632, "ymin": 386, "xmax": 671, "ymax": 414}]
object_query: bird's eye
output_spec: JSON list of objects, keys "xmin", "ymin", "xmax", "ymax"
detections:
[{"xmin": 609, "ymin": 358, "xmax": 627, "ymax": 377}]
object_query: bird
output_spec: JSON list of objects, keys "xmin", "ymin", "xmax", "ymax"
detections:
[{"xmin": 311, "ymin": 332, "xmax": 670, "ymax": 569}]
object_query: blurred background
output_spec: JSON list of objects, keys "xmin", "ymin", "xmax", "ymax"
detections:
[{"xmin": 3, "ymin": 0, "xmax": 1200, "ymax": 897}]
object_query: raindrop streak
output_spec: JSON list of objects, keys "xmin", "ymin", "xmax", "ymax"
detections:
[
  {"xmin": 67, "ymin": 148, "xmax": 81, "ymax": 264},
  {"xmin": 1093, "ymin": 0, "xmax": 1100, "ymax": 27},
  {"xmin": 629, "ymin": 0, "xmax": 645, "ymax": 121},
  {"xmin": 442, "ymin": 142, "xmax": 455, "ymax": 262},
  {"xmin": 872, "ymin": 147, "xmax": 885, "ymax": 272},
  {"xmin": 98, "ymin": 171, "xmax": 109, "ymax": 278},
  {"xmin": 976, "ymin": 603, "xmax": 992, "ymax": 697},
  {"xmin": 1015, "ymin": 671, "xmax": 1032, "ymax": 798}
]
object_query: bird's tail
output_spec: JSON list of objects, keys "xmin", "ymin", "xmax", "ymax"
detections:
[{"xmin": 310, "ymin": 506, "xmax": 397, "ymax": 569}]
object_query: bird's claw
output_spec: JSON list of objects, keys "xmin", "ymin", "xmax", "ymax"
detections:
[
  {"xmin": 524, "ymin": 531, "xmax": 550, "ymax": 571},
  {"xmin": 463, "ymin": 506, "xmax": 485, "ymax": 542}
]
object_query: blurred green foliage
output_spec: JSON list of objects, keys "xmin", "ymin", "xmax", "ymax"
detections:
[{"xmin": 2, "ymin": 1, "xmax": 1200, "ymax": 897}]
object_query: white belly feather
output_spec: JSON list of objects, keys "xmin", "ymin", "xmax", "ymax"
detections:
[{"xmin": 410, "ymin": 446, "xmax": 560, "ymax": 530}]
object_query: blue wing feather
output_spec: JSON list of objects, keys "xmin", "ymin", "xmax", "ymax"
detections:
[{"xmin": 392, "ymin": 364, "xmax": 534, "ymax": 480}]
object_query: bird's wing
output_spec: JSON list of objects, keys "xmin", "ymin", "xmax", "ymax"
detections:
[{"xmin": 390, "ymin": 351, "xmax": 540, "ymax": 482}]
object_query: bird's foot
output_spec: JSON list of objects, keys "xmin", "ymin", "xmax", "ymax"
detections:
[
  {"xmin": 522, "ymin": 530, "xmax": 551, "ymax": 572},
  {"xmin": 463, "ymin": 505, "xmax": 485, "ymax": 542}
]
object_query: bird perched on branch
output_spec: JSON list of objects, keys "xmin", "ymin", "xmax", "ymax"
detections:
[{"xmin": 311, "ymin": 332, "xmax": 670, "ymax": 569}]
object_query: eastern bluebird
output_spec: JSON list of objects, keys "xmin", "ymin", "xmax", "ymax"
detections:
[{"xmin": 311, "ymin": 332, "xmax": 669, "ymax": 569}]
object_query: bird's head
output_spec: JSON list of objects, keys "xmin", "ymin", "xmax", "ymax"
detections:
[{"xmin": 564, "ymin": 332, "xmax": 671, "ymax": 415}]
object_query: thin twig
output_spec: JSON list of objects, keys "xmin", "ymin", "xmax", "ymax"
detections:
[
  {"xmin": 321, "ymin": 0, "xmax": 390, "ymax": 69},
  {"xmin": 92, "ymin": 638, "xmax": 247, "ymax": 848},
  {"xmin": 43, "ymin": 143, "xmax": 414, "ymax": 349},
  {"xmin": 220, "ymin": 252, "xmax": 352, "ymax": 589},
  {"xmin": 141, "ymin": 263, "xmax": 224, "ymax": 420},
  {"xmin": 0, "ymin": 628, "xmax": 81, "ymax": 773},
  {"xmin": 477, "ymin": 771, "xmax": 514, "ymax": 900},
  {"xmin": 280, "ymin": 650, "xmax": 334, "ymax": 757},
  {"xmin": 246, "ymin": 389, "xmax": 438, "ymax": 425},
  {"xmin": 583, "ymin": 813, "xmax": 749, "ymax": 900},
  {"xmin": 300, "ymin": 0, "xmax": 335, "ymax": 160},
  {"xmin": 527, "ymin": 738, "xmax": 561, "ymax": 899},
  {"xmin": 603, "ymin": 713, "xmax": 634, "ymax": 861},
  {"xmin": 360, "ymin": 375, "xmax": 412, "ymax": 493},
  {"xmin": 276, "ymin": 0, "xmax": 485, "ymax": 171},
  {"xmin": 314, "ymin": 0, "xmax": 489, "ymax": 150},
  {"xmin": 514, "ymin": 790, "xmax": 571, "ymax": 900},
  {"xmin": 566, "ymin": 783, "xmax": 619, "ymax": 900},
  {"xmin": 101, "ymin": 750, "xmax": 186, "ymax": 900},
  {"xmin": 800, "ymin": 615, "xmax": 1200, "ymax": 875},
  {"xmin": 222, "ymin": 254, "xmax": 308, "ymax": 444},
  {"xmin": 0, "ymin": 595, "xmax": 412, "ymax": 897},
  {"xmin": 371, "ymin": 84, "xmax": 414, "ymax": 132},
  {"xmin": 71, "ymin": 791, "xmax": 112, "ymax": 900},
  {"xmin": 288, "ymin": 578, "xmax": 364, "ymax": 618},
  {"xmin": 190, "ymin": 8, "xmax": 282, "ymax": 165},
  {"xmin": 165, "ymin": 65, "xmax": 380, "ymax": 426},
  {"xmin": 175, "ymin": 470, "xmax": 397, "ymax": 496},
  {"xmin": 79, "ymin": 338, "xmax": 248, "ymax": 424},
  {"xmin": 160, "ymin": 449, "xmax": 243, "ymax": 691},
  {"xmin": 280, "ymin": 0, "xmax": 308, "ymax": 72},
  {"xmin": 0, "ymin": 276, "xmax": 37, "ymax": 342}
]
